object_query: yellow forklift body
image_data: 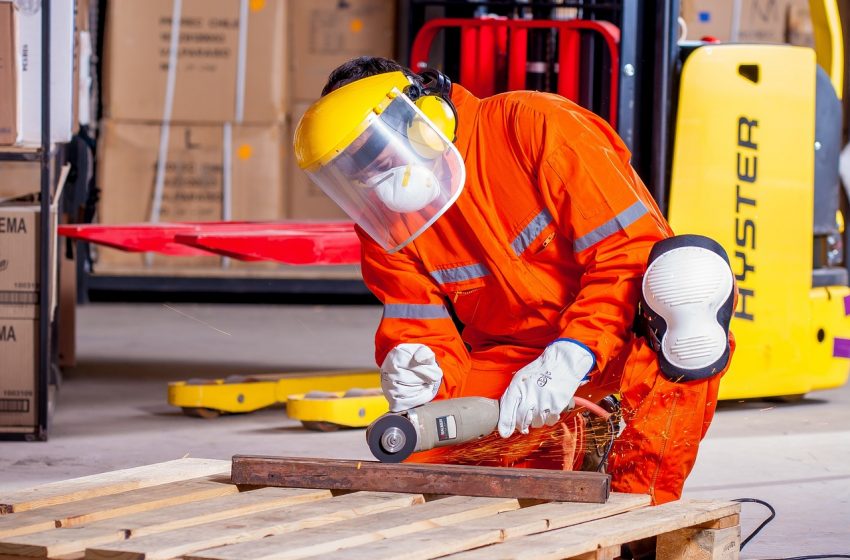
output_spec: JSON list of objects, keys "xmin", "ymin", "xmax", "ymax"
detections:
[
  {"xmin": 668, "ymin": 43, "xmax": 850, "ymax": 399},
  {"xmin": 809, "ymin": 0, "xmax": 844, "ymax": 97}
]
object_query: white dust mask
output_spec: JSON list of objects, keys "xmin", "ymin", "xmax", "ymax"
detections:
[{"xmin": 368, "ymin": 164, "xmax": 441, "ymax": 213}]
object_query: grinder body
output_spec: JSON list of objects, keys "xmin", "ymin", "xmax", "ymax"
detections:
[
  {"xmin": 409, "ymin": 397, "xmax": 500, "ymax": 451},
  {"xmin": 366, "ymin": 397, "xmax": 499, "ymax": 462}
]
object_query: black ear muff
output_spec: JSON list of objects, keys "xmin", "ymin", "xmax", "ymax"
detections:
[{"xmin": 419, "ymin": 69, "xmax": 452, "ymax": 98}]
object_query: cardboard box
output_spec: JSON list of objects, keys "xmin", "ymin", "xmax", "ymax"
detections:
[
  {"xmin": 0, "ymin": 202, "xmax": 58, "ymax": 296},
  {"xmin": 786, "ymin": 0, "xmax": 814, "ymax": 47},
  {"xmin": 0, "ymin": 2, "xmax": 19, "ymax": 145},
  {"xmin": 681, "ymin": 0, "xmax": 790, "ymax": 43},
  {"xmin": 681, "ymin": 0, "xmax": 736, "ymax": 41},
  {"xmin": 738, "ymin": 0, "xmax": 788, "ymax": 43},
  {"xmin": 0, "ymin": 307, "xmax": 37, "ymax": 428},
  {"xmin": 0, "ymin": 164, "xmax": 66, "ymax": 310},
  {"xmin": 0, "ymin": 160, "xmax": 39, "ymax": 201},
  {"xmin": 96, "ymin": 119, "xmax": 286, "ymax": 268},
  {"xmin": 16, "ymin": 0, "xmax": 76, "ymax": 145},
  {"xmin": 104, "ymin": 0, "xmax": 287, "ymax": 124},
  {"xmin": 286, "ymin": 103, "xmax": 348, "ymax": 220},
  {"xmin": 290, "ymin": 0, "xmax": 396, "ymax": 101}
]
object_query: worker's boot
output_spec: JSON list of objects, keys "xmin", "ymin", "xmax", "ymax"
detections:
[{"xmin": 639, "ymin": 234, "xmax": 735, "ymax": 382}]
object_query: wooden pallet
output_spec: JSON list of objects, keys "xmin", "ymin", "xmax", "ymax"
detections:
[{"xmin": 0, "ymin": 458, "xmax": 741, "ymax": 560}]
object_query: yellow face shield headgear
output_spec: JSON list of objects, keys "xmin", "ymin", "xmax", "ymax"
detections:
[{"xmin": 294, "ymin": 71, "xmax": 465, "ymax": 253}]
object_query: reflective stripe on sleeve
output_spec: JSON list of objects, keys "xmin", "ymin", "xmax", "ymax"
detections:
[
  {"xmin": 573, "ymin": 200, "xmax": 648, "ymax": 252},
  {"xmin": 383, "ymin": 303, "xmax": 451, "ymax": 319},
  {"xmin": 429, "ymin": 263, "xmax": 490, "ymax": 285},
  {"xmin": 511, "ymin": 209, "xmax": 554, "ymax": 256}
]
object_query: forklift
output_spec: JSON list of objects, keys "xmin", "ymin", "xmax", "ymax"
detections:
[{"xmin": 398, "ymin": 0, "xmax": 849, "ymax": 401}]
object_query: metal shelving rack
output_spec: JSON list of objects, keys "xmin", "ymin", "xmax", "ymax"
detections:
[{"xmin": 0, "ymin": 0, "xmax": 58, "ymax": 441}]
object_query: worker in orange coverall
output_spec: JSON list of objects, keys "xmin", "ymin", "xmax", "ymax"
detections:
[{"xmin": 293, "ymin": 56, "xmax": 737, "ymax": 507}]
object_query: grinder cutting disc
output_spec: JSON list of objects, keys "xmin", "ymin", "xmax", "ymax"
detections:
[{"xmin": 366, "ymin": 414, "xmax": 418, "ymax": 463}]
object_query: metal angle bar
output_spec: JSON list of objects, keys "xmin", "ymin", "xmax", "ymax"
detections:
[{"xmin": 231, "ymin": 455, "xmax": 611, "ymax": 504}]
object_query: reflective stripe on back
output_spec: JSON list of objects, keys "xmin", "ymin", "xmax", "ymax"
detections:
[
  {"xmin": 574, "ymin": 201, "xmax": 648, "ymax": 252},
  {"xmin": 383, "ymin": 303, "xmax": 451, "ymax": 319}
]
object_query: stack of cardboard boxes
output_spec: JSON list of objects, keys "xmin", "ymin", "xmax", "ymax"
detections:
[
  {"xmin": 0, "ymin": 167, "xmax": 63, "ymax": 433},
  {"xmin": 96, "ymin": 0, "xmax": 289, "ymax": 270},
  {"xmin": 96, "ymin": 0, "xmax": 396, "ymax": 272},
  {"xmin": 286, "ymin": 0, "xmax": 396, "ymax": 220},
  {"xmin": 0, "ymin": 0, "xmax": 78, "ymax": 434},
  {"xmin": 0, "ymin": 199, "xmax": 44, "ymax": 432}
]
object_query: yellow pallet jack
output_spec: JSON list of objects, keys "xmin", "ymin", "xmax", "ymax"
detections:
[
  {"xmin": 168, "ymin": 370, "xmax": 381, "ymax": 422},
  {"xmin": 286, "ymin": 389, "xmax": 389, "ymax": 431}
]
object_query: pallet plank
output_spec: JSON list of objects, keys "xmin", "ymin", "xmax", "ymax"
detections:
[
  {"xmin": 292, "ymin": 495, "xmax": 648, "ymax": 560},
  {"xmin": 0, "ymin": 551, "xmax": 82, "ymax": 560},
  {"xmin": 443, "ymin": 500, "xmax": 741, "ymax": 559},
  {"xmin": 85, "ymin": 492, "xmax": 424, "ymax": 560},
  {"xmin": 460, "ymin": 492, "xmax": 651, "ymax": 539},
  {"xmin": 0, "ymin": 555, "xmax": 82, "ymax": 560},
  {"xmin": 1, "ymin": 459, "xmax": 230, "ymax": 514},
  {"xmin": 0, "ymin": 487, "xmax": 330, "ymax": 558},
  {"xmin": 301, "ymin": 525, "xmax": 505, "ymax": 560},
  {"xmin": 231, "ymin": 456, "xmax": 610, "ymax": 503},
  {"xmin": 185, "ymin": 496, "xmax": 519, "ymax": 560},
  {"xmin": 0, "ymin": 476, "xmax": 235, "ymax": 540}
]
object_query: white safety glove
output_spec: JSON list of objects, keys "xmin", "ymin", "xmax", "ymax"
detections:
[
  {"xmin": 380, "ymin": 343, "xmax": 444, "ymax": 412},
  {"xmin": 497, "ymin": 339, "xmax": 595, "ymax": 439}
]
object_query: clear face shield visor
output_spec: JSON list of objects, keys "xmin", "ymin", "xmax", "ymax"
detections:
[{"xmin": 304, "ymin": 93, "xmax": 466, "ymax": 253}]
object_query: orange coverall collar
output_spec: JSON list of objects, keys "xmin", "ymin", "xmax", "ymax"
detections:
[{"xmin": 449, "ymin": 84, "xmax": 481, "ymax": 159}]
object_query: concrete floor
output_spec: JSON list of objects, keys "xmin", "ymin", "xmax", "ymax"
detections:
[{"xmin": 1, "ymin": 302, "xmax": 849, "ymax": 559}]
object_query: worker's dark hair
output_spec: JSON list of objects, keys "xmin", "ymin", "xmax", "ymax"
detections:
[{"xmin": 321, "ymin": 56, "xmax": 419, "ymax": 97}]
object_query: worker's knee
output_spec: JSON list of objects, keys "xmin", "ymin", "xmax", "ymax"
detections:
[{"xmin": 639, "ymin": 234, "xmax": 735, "ymax": 382}]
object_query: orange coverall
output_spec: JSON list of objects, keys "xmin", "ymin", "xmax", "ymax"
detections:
[{"xmin": 357, "ymin": 85, "xmax": 732, "ymax": 504}]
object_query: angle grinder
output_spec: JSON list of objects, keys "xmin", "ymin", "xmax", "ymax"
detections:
[
  {"xmin": 366, "ymin": 395, "xmax": 613, "ymax": 465},
  {"xmin": 366, "ymin": 397, "xmax": 500, "ymax": 462}
]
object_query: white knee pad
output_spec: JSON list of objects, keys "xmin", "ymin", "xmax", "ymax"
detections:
[{"xmin": 641, "ymin": 235, "xmax": 735, "ymax": 381}]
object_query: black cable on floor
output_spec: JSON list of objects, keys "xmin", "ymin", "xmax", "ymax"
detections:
[
  {"xmin": 733, "ymin": 497, "xmax": 776, "ymax": 549},
  {"xmin": 772, "ymin": 554, "xmax": 850, "ymax": 560},
  {"xmin": 732, "ymin": 498, "xmax": 849, "ymax": 560}
]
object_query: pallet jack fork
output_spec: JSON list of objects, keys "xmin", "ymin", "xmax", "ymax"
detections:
[
  {"xmin": 168, "ymin": 371, "xmax": 381, "ymax": 425},
  {"xmin": 286, "ymin": 389, "xmax": 389, "ymax": 431}
]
